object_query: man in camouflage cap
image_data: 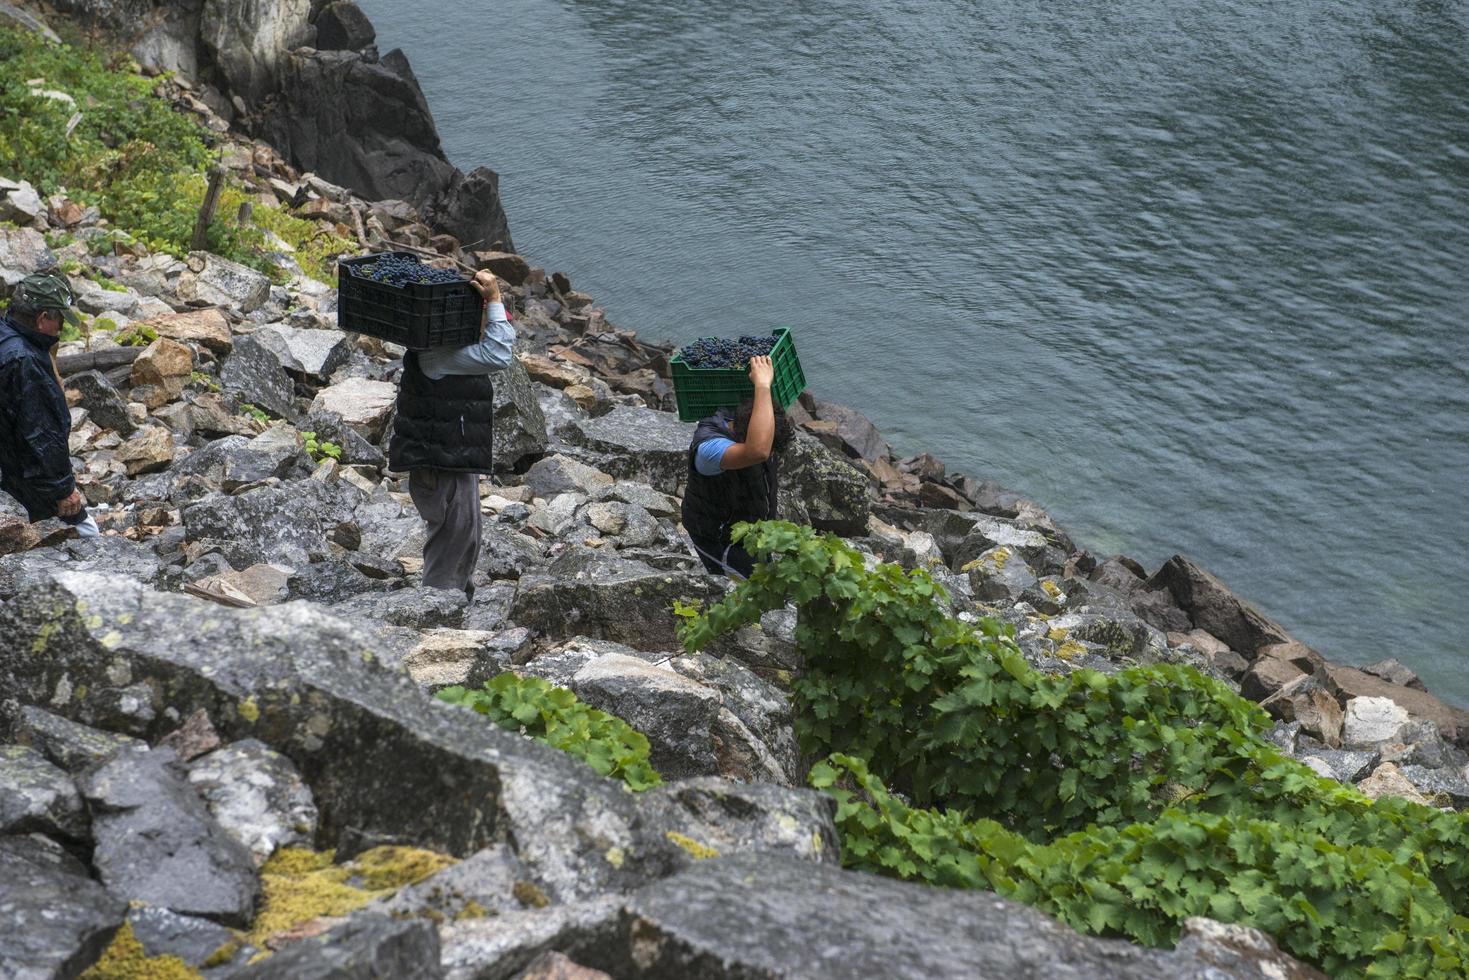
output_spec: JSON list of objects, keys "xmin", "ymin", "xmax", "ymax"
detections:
[{"xmin": 0, "ymin": 272, "xmax": 98, "ymax": 536}]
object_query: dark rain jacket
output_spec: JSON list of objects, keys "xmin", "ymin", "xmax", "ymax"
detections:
[{"xmin": 0, "ymin": 313, "xmax": 74, "ymax": 520}]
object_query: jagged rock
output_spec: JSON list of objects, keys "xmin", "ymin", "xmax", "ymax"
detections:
[
  {"xmin": 177, "ymin": 251, "xmax": 272, "ymax": 313},
  {"xmin": 197, "ymin": 0, "xmax": 312, "ymax": 102},
  {"xmin": 183, "ymin": 479, "xmax": 362, "ymax": 568},
  {"xmin": 0, "ymin": 177, "xmax": 44, "ymax": 223},
  {"xmin": 640, "ymin": 778, "xmax": 838, "ymax": 871},
  {"xmin": 0, "ymin": 515, "xmax": 40, "ymax": 556},
  {"xmin": 1323, "ymin": 664, "xmax": 1469, "ymax": 745},
  {"xmin": 222, "ymin": 333, "xmax": 297, "ymax": 421},
  {"xmin": 510, "ymin": 558, "xmax": 722, "ymax": 651},
  {"xmin": 1259, "ymin": 676, "xmax": 1343, "ymax": 747},
  {"xmin": 0, "ymin": 225, "xmax": 56, "ymax": 287},
  {"xmin": 0, "ymin": 571, "xmax": 667, "ymax": 890},
  {"xmin": 125, "ymin": 904, "xmax": 239, "ymax": 970},
  {"xmin": 1355, "ymin": 762, "xmax": 1430, "ymax": 805},
  {"xmin": 438, "ymin": 898, "xmax": 622, "ymax": 980},
  {"xmin": 1361, "ymin": 658, "xmax": 1428, "ymax": 691},
  {"xmin": 429, "ymin": 165, "xmax": 515, "ymax": 255},
  {"xmin": 665, "ymin": 654, "xmax": 799, "ymax": 785},
  {"xmin": 1127, "ymin": 587, "xmax": 1193, "ymax": 634},
  {"xmin": 809, "ymin": 399, "xmax": 890, "ymax": 462},
  {"xmin": 564, "ymin": 405, "xmax": 693, "ymax": 495},
  {"xmin": 965, "ymin": 544, "xmax": 1039, "ymax": 602},
  {"xmin": 491, "ymin": 357, "xmax": 551, "ymax": 473},
  {"xmin": 549, "ymin": 853, "xmax": 1323, "ymax": 979},
  {"xmin": 233, "ymin": 913, "xmax": 441, "ymax": 979},
  {"xmin": 79, "ymin": 745, "xmax": 259, "ymax": 926},
  {"xmin": 474, "ymin": 250, "xmax": 531, "ymax": 285},
  {"xmin": 0, "ymin": 745, "xmax": 87, "ymax": 841},
  {"xmin": 253, "ymin": 322, "xmax": 353, "ymax": 379},
  {"xmin": 183, "ymin": 391, "xmax": 259, "ymax": 437},
  {"xmin": 1342, "ymin": 696, "xmax": 1410, "ymax": 747},
  {"xmin": 776, "ymin": 431, "xmax": 872, "ymax": 537},
  {"xmin": 145, "ymin": 307, "xmax": 234, "ymax": 354},
  {"xmin": 1297, "ymin": 748, "xmax": 1378, "ymax": 784},
  {"xmin": 65, "ymin": 370, "xmax": 135, "ymax": 436},
  {"xmin": 1044, "ymin": 610, "xmax": 1166, "ymax": 663},
  {"xmin": 514, "ymin": 952, "xmax": 612, "ymax": 980},
  {"xmin": 0, "ymin": 834, "xmax": 126, "ymax": 980},
  {"xmin": 404, "ymin": 627, "xmax": 531, "ymax": 688},
  {"xmin": 0, "ymin": 705, "xmax": 144, "ymax": 773},
  {"xmin": 528, "ymin": 492, "xmax": 585, "ymax": 536},
  {"xmin": 304, "ymin": 409, "xmax": 387, "ymax": 467},
  {"xmin": 953, "ymin": 514, "xmax": 1054, "ymax": 572},
  {"xmin": 158, "ymin": 708, "xmax": 222, "ymax": 762},
  {"xmin": 72, "ymin": 277, "xmax": 142, "ymax": 316},
  {"xmin": 1147, "ymin": 555, "xmax": 1290, "ymax": 656},
  {"xmin": 596, "ymin": 480, "xmax": 678, "ymax": 520},
  {"xmin": 314, "ymin": 0, "xmax": 376, "ymax": 50},
  {"xmin": 310, "ymin": 377, "xmax": 397, "ymax": 440},
  {"xmin": 115, "ymin": 424, "xmax": 176, "ymax": 475},
  {"xmin": 522, "ymin": 455, "xmax": 614, "ymax": 498},
  {"xmin": 1398, "ymin": 764, "xmax": 1469, "ymax": 807},
  {"xmin": 332, "ymin": 586, "xmax": 469, "ymax": 630},
  {"xmin": 1169, "ymin": 917, "xmax": 1328, "ymax": 980},
  {"xmin": 187, "ymin": 739, "xmax": 318, "ymax": 866},
  {"xmin": 480, "ymin": 524, "xmax": 548, "ymax": 581},
  {"xmin": 0, "ymin": 536, "xmax": 167, "ymax": 599},
  {"xmin": 1240, "ymin": 656, "xmax": 1306, "ymax": 702},
  {"xmin": 222, "ymin": 425, "xmax": 306, "ymax": 490}
]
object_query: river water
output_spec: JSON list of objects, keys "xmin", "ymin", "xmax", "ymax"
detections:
[{"xmin": 358, "ymin": 0, "xmax": 1469, "ymax": 704}]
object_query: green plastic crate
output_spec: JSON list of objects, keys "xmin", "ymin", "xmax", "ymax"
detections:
[{"xmin": 670, "ymin": 327, "xmax": 807, "ymax": 422}]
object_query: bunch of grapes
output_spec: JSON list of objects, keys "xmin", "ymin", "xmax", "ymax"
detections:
[
  {"xmin": 678, "ymin": 334, "xmax": 779, "ymax": 369},
  {"xmin": 350, "ymin": 254, "xmax": 463, "ymax": 287}
]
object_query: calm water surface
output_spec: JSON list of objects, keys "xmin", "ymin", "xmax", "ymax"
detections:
[{"xmin": 360, "ymin": 0, "xmax": 1469, "ymax": 704}]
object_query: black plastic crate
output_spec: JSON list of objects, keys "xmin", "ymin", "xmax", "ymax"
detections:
[{"xmin": 336, "ymin": 251, "xmax": 481, "ymax": 350}]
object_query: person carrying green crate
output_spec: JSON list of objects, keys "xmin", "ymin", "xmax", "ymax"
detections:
[
  {"xmin": 681, "ymin": 355, "xmax": 794, "ymax": 578},
  {"xmin": 388, "ymin": 269, "xmax": 513, "ymax": 598}
]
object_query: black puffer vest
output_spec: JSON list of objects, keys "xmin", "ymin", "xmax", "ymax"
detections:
[
  {"xmin": 681, "ymin": 410, "xmax": 778, "ymax": 546},
  {"xmin": 387, "ymin": 353, "xmax": 496, "ymax": 474}
]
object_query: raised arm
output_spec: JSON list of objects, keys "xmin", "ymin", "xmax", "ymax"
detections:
[{"xmin": 718, "ymin": 356, "xmax": 775, "ymax": 471}]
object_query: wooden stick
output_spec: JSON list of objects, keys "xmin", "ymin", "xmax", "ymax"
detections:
[
  {"xmin": 191, "ymin": 166, "xmax": 224, "ymax": 252},
  {"xmin": 57, "ymin": 346, "xmax": 142, "ymax": 376}
]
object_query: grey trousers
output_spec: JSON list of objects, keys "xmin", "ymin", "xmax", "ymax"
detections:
[{"xmin": 408, "ymin": 469, "xmax": 482, "ymax": 595}]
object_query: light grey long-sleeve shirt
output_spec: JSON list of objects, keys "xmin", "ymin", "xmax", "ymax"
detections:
[{"xmin": 415, "ymin": 301, "xmax": 515, "ymax": 378}]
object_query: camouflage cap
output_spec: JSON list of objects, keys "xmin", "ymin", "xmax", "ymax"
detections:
[{"xmin": 12, "ymin": 272, "xmax": 82, "ymax": 328}]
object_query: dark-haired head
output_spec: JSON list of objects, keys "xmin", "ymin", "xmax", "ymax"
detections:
[{"xmin": 733, "ymin": 398, "xmax": 793, "ymax": 455}]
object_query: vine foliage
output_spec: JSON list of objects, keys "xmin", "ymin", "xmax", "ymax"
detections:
[
  {"xmin": 437, "ymin": 674, "xmax": 662, "ymax": 791},
  {"xmin": 676, "ymin": 521, "xmax": 1469, "ymax": 978}
]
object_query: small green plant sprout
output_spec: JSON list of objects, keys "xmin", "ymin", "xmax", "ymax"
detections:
[
  {"xmin": 239, "ymin": 403, "xmax": 270, "ymax": 424},
  {"xmin": 188, "ymin": 369, "xmax": 219, "ymax": 392},
  {"xmin": 115, "ymin": 322, "xmax": 157, "ymax": 347},
  {"xmin": 301, "ymin": 431, "xmax": 341, "ymax": 463},
  {"xmin": 437, "ymin": 674, "xmax": 662, "ymax": 792}
]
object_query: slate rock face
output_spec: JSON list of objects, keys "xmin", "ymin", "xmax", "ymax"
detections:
[
  {"xmin": 79, "ymin": 745, "xmax": 260, "ymax": 926},
  {"xmin": 640, "ymin": 778, "xmax": 839, "ymax": 871},
  {"xmin": 0, "ymin": 745, "xmax": 88, "ymax": 841},
  {"xmin": 0, "ymin": 834, "xmax": 126, "ymax": 980},
  {"xmin": 564, "ymin": 405, "xmax": 693, "ymax": 495},
  {"xmin": 776, "ymin": 431, "xmax": 872, "ymax": 537},
  {"xmin": 126, "ymin": 904, "xmax": 240, "ymax": 969},
  {"xmin": 555, "ymin": 853, "xmax": 1321, "ymax": 980},
  {"xmin": 492, "ymin": 357, "xmax": 550, "ymax": 473},
  {"xmin": 66, "ymin": 370, "xmax": 136, "ymax": 437},
  {"xmin": 183, "ymin": 480, "xmax": 363, "ymax": 568},
  {"xmin": 232, "ymin": 913, "xmax": 442, "ymax": 980},
  {"xmin": 187, "ymin": 739, "xmax": 319, "ymax": 865},
  {"xmin": 221, "ymin": 333, "xmax": 298, "ymax": 421},
  {"xmin": 1147, "ymin": 555, "xmax": 1290, "ymax": 657},
  {"xmin": 0, "ymin": 705, "xmax": 144, "ymax": 773},
  {"xmin": 0, "ymin": 571, "xmax": 658, "ymax": 873},
  {"xmin": 509, "ymin": 558, "xmax": 722, "ymax": 651}
]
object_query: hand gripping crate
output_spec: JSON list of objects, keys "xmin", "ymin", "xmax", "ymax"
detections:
[
  {"xmin": 336, "ymin": 251, "xmax": 481, "ymax": 350},
  {"xmin": 670, "ymin": 327, "xmax": 807, "ymax": 423}
]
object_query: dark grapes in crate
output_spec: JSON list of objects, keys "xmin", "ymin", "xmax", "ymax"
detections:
[
  {"xmin": 676, "ymin": 335, "xmax": 780, "ymax": 370},
  {"xmin": 349, "ymin": 254, "xmax": 464, "ymax": 287}
]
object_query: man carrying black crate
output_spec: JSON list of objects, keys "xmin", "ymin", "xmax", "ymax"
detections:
[
  {"xmin": 388, "ymin": 270, "xmax": 512, "ymax": 598},
  {"xmin": 681, "ymin": 355, "xmax": 793, "ymax": 578}
]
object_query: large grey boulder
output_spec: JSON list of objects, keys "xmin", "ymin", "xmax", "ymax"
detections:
[
  {"xmin": 65, "ymin": 370, "xmax": 136, "ymax": 437},
  {"xmin": 221, "ymin": 424, "xmax": 307, "ymax": 491},
  {"xmin": 493, "ymin": 357, "xmax": 550, "ymax": 473},
  {"xmin": 0, "ymin": 225, "xmax": 56, "ymax": 287},
  {"xmin": 0, "ymin": 572, "xmax": 659, "ymax": 888},
  {"xmin": 564, "ymin": 405, "xmax": 694, "ymax": 495},
  {"xmin": 232, "ymin": 913, "xmax": 441, "ymax": 980},
  {"xmin": 777, "ymin": 431, "xmax": 872, "ymax": 537},
  {"xmin": 0, "ymin": 177, "xmax": 44, "ymax": 224},
  {"xmin": 253, "ymin": 322, "xmax": 353, "ymax": 378},
  {"xmin": 965, "ymin": 544, "xmax": 1040, "ymax": 603},
  {"xmin": 221, "ymin": 333, "xmax": 298, "ymax": 421},
  {"xmin": 639, "ymin": 778, "xmax": 839, "ymax": 870},
  {"xmin": 510, "ymin": 556, "xmax": 722, "ymax": 651},
  {"xmin": 79, "ymin": 745, "xmax": 260, "ymax": 926},
  {"xmin": 521, "ymin": 455, "xmax": 614, "ymax": 499},
  {"xmin": 125, "ymin": 904, "xmax": 241, "ymax": 971},
  {"xmin": 0, "ymin": 745, "xmax": 87, "ymax": 842},
  {"xmin": 0, "ymin": 834, "xmax": 126, "ymax": 980},
  {"xmin": 187, "ymin": 739, "xmax": 319, "ymax": 865},
  {"xmin": 183, "ymin": 479, "xmax": 364, "ymax": 568},
  {"xmin": 554, "ymin": 854, "xmax": 1323, "ymax": 979},
  {"xmin": 314, "ymin": 0, "xmax": 375, "ymax": 50},
  {"xmin": 176, "ymin": 251, "xmax": 273, "ymax": 313}
]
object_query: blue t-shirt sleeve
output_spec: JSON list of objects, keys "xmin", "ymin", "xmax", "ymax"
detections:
[{"xmin": 695, "ymin": 437, "xmax": 735, "ymax": 477}]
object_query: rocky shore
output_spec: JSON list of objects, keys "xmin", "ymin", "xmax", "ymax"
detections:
[{"xmin": 2, "ymin": 2, "xmax": 1467, "ymax": 977}]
